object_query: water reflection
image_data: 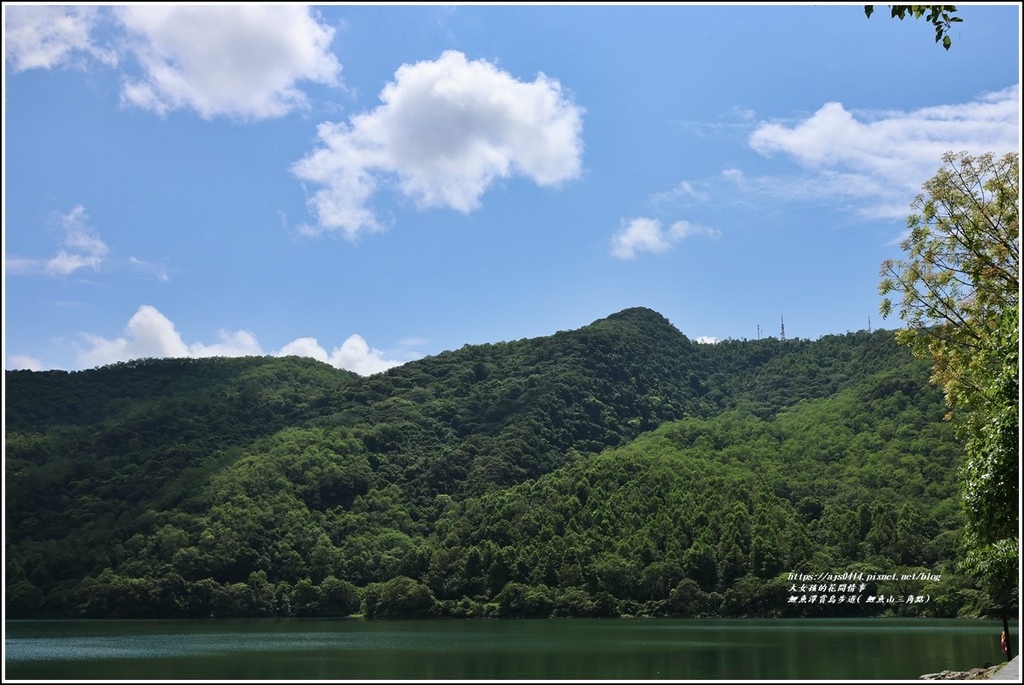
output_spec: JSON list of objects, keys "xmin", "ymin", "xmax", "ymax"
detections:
[{"xmin": 5, "ymin": 618, "xmax": 1011, "ymax": 680}]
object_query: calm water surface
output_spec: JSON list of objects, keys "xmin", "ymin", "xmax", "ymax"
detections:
[{"xmin": 4, "ymin": 617, "xmax": 1011, "ymax": 680}]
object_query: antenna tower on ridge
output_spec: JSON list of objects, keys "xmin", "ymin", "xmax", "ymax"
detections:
[{"xmin": 780, "ymin": 315, "xmax": 786, "ymax": 341}]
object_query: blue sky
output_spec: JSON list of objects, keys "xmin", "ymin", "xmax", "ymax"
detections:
[{"xmin": 3, "ymin": 3, "xmax": 1020, "ymax": 375}]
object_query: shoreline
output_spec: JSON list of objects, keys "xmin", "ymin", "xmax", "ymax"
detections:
[{"xmin": 920, "ymin": 662, "xmax": 1008, "ymax": 680}]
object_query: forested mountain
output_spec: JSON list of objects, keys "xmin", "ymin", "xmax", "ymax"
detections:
[{"xmin": 5, "ymin": 307, "xmax": 992, "ymax": 619}]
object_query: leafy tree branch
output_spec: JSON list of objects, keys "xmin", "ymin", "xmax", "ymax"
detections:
[{"xmin": 864, "ymin": 5, "xmax": 963, "ymax": 49}]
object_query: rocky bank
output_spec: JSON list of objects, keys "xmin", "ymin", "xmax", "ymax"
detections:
[{"xmin": 919, "ymin": 663, "xmax": 1005, "ymax": 680}]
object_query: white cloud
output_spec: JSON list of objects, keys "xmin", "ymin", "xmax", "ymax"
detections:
[
  {"xmin": 3, "ymin": 5, "xmax": 116, "ymax": 71},
  {"xmin": 4, "ymin": 255, "xmax": 45, "ymax": 275},
  {"xmin": 730, "ymin": 106, "xmax": 756, "ymax": 122},
  {"xmin": 7, "ymin": 205, "xmax": 109, "ymax": 277},
  {"xmin": 5, "ymin": 207, "xmax": 176, "ymax": 284},
  {"xmin": 610, "ymin": 218, "xmax": 669, "ymax": 259},
  {"xmin": 747, "ymin": 84, "xmax": 1020, "ymax": 219},
  {"xmin": 45, "ymin": 251, "xmax": 101, "ymax": 276},
  {"xmin": 5, "ymin": 5, "xmax": 342, "ymax": 120},
  {"xmin": 75, "ymin": 305, "xmax": 409, "ymax": 375},
  {"xmin": 696, "ymin": 336, "xmax": 719, "ymax": 344},
  {"xmin": 191, "ymin": 330, "xmax": 264, "ymax": 358},
  {"xmin": 78, "ymin": 305, "xmax": 191, "ymax": 368},
  {"xmin": 610, "ymin": 217, "xmax": 720, "ymax": 260},
  {"xmin": 114, "ymin": 5, "xmax": 341, "ymax": 120},
  {"xmin": 275, "ymin": 337, "xmax": 328, "ymax": 361},
  {"xmin": 129, "ymin": 256, "xmax": 170, "ymax": 282},
  {"xmin": 329, "ymin": 335, "xmax": 406, "ymax": 375},
  {"xmin": 676, "ymin": 105, "xmax": 760, "ymax": 140},
  {"xmin": 275, "ymin": 334, "xmax": 406, "ymax": 375},
  {"xmin": 669, "ymin": 221, "xmax": 721, "ymax": 241},
  {"xmin": 7, "ymin": 355, "xmax": 46, "ymax": 371},
  {"xmin": 650, "ymin": 180, "xmax": 709, "ymax": 205},
  {"xmin": 292, "ymin": 49, "xmax": 585, "ymax": 239},
  {"xmin": 46, "ymin": 205, "xmax": 109, "ymax": 275}
]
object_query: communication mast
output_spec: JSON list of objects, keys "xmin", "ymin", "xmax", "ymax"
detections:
[{"xmin": 780, "ymin": 315, "xmax": 786, "ymax": 342}]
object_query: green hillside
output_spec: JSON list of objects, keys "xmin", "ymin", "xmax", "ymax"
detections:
[{"xmin": 4, "ymin": 307, "xmax": 993, "ymax": 619}]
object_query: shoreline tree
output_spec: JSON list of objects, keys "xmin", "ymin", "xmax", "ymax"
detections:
[{"xmin": 879, "ymin": 150, "xmax": 1019, "ymax": 654}]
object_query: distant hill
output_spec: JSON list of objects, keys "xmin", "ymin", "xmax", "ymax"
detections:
[{"xmin": 7, "ymin": 307, "xmax": 987, "ymax": 619}]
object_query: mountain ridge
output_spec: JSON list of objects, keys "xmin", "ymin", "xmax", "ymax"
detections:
[{"xmin": 7, "ymin": 304, "xmax": 976, "ymax": 620}]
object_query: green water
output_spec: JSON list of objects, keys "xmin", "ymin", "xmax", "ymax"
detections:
[{"xmin": 4, "ymin": 617, "xmax": 1011, "ymax": 680}]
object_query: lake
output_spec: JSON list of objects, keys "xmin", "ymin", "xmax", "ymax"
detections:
[{"xmin": 4, "ymin": 617, "xmax": 1011, "ymax": 680}]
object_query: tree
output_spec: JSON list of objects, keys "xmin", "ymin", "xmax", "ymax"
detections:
[
  {"xmin": 879, "ymin": 151, "xmax": 1018, "ymax": 414},
  {"xmin": 959, "ymin": 302, "xmax": 1018, "ymax": 656},
  {"xmin": 879, "ymin": 150, "xmax": 1019, "ymax": 643},
  {"xmin": 864, "ymin": 5, "xmax": 963, "ymax": 50},
  {"xmin": 365, "ymin": 576, "xmax": 436, "ymax": 618}
]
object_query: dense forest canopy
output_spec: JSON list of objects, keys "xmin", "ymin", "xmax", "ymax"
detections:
[{"xmin": 4, "ymin": 307, "xmax": 1004, "ymax": 620}]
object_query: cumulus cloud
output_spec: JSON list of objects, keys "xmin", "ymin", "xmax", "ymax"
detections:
[
  {"xmin": 75, "ymin": 305, "xmax": 409, "ymax": 375},
  {"xmin": 78, "ymin": 305, "xmax": 190, "ymax": 368},
  {"xmin": 5, "ymin": 5, "xmax": 341, "ymax": 120},
  {"xmin": 747, "ymin": 84, "xmax": 1020, "ymax": 219},
  {"xmin": 696, "ymin": 336, "xmax": 719, "ymax": 344},
  {"xmin": 610, "ymin": 217, "xmax": 720, "ymax": 260},
  {"xmin": 3, "ymin": 5, "xmax": 116, "ymax": 71},
  {"xmin": 6, "ymin": 205, "xmax": 109, "ymax": 276},
  {"xmin": 292, "ymin": 49, "xmax": 585, "ymax": 239},
  {"xmin": 115, "ymin": 5, "xmax": 342, "ymax": 120},
  {"xmin": 191, "ymin": 330, "xmax": 264, "ymax": 358},
  {"xmin": 277, "ymin": 335, "xmax": 407, "ymax": 376}
]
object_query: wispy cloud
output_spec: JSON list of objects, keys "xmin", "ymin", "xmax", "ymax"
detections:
[
  {"xmin": 5, "ymin": 205, "xmax": 109, "ymax": 277},
  {"xmin": 650, "ymin": 180, "xmax": 710, "ymax": 205},
  {"xmin": 4, "ymin": 255, "xmax": 45, "ymax": 276},
  {"xmin": 73, "ymin": 305, "xmax": 413, "ymax": 375},
  {"xmin": 610, "ymin": 217, "xmax": 720, "ymax": 260},
  {"xmin": 129, "ymin": 257, "xmax": 170, "ymax": 282},
  {"xmin": 745, "ymin": 84, "xmax": 1020, "ymax": 219},
  {"xmin": 675, "ymin": 105, "xmax": 759, "ymax": 140},
  {"xmin": 292, "ymin": 49, "xmax": 585, "ymax": 239}
]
